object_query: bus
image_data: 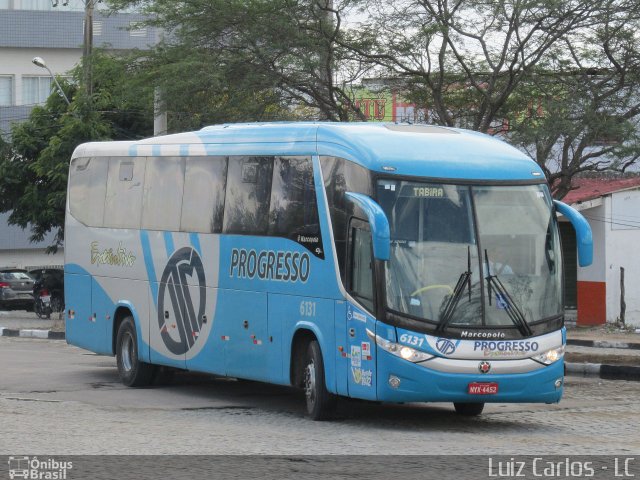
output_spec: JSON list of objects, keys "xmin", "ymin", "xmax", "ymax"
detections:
[{"xmin": 64, "ymin": 122, "xmax": 592, "ymax": 420}]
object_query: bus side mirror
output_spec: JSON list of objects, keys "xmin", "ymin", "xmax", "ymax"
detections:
[
  {"xmin": 345, "ymin": 192, "xmax": 390, "ymax": 261},
  {"xmin": 553, "ymin": 200, "xmax": 593, "ymax": 267}
]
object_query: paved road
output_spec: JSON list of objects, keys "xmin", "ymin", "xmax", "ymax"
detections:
[{"xmin": 1, "ymin": 337, "xmax": 639, "ymax": 455}]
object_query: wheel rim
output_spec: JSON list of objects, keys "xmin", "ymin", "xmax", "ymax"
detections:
[
  {"xmin": 121, "ymin": 332, "xmax": 134, "ymax": 372},
  {"xmin": 304, "ymin": 359, "xmax": 316, "ymax": 408}
]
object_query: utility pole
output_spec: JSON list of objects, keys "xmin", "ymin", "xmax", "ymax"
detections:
[
  {"xmin": 51, "ymin": 0, "xmax": 99, "ymax": 96},
  {"xmin": 83, "ymin": 0, "xmax": 98, "ymax": 97}
]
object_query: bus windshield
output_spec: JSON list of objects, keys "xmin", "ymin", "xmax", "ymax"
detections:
[{"xmin": 376, "ymin": 180, "xmax": 562, "ymax": 329}]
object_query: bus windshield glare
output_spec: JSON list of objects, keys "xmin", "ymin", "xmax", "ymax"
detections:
[{"xmin": 377, "ymin": 180, "xmax": 562, "ymax": 329}]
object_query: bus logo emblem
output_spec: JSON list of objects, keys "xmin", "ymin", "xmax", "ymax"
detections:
[
  {"xmin": 157, "ymin": 247, "xmax": 206, "ymax": 355},
  {"xmin": 478, "ymin": 361, "xmax": 491, "ymax": 374},
  {"xmin": 435, "ymin": 337, "xmax": 459, "ymax": 355}
]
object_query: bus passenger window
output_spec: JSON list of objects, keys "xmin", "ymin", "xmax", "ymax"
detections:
[
  {"xmin": 223, "ymin": 156, "xmax": 273, "ymax": 235},
  {"xmin": 269, "ymin": 156, "xmax": 319, "ymax": 238},
  {"xmin": 181, "ymin": 156, "xmax": 228, "ymax": 233},
  {"xmin": 68, "ymin": 157, "xmax": 108, "ymax": 227},
  {"xmin": 104, "ymin": 157, "xmax": 147, "ymax": 229},
  {"xmin": 349, "ymin": 226, "xmax": 375, "ymax": 313},
  {"xmin": 142, "ymin": 157, "xmax": 185, "ymax": 232}
]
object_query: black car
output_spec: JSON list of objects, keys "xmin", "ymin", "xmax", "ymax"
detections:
[{"xmin": 0, "ymin": 268, "xmax": 35, "ymax": 310}]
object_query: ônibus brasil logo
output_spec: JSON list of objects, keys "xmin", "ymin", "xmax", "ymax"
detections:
[
  {"xmin": 8, "ymin": 456, "xmax": 72, "ymax": 480},
  {"xmin": 157, "ymin": 247, "xmax": 206, "ymax": 355}
]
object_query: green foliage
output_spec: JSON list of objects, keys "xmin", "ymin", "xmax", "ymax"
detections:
[
  {"xmin": 0, "ymin": 51, "xmax": 153, "ymax": 250},
  {"xmin": 107, "ymin": 0, "xmax": 371, "ymax": 123}
]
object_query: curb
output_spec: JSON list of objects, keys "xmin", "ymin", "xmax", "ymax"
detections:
[
  {"xmin": 567, "ymin": 338, "xmax": 640, "ymax": 350},
  {"xmin": 565, "ymin": 362, "xmax": 640, "ymax": 381},
  {"xmin": 0, "ymin": 327, "xmax": 65, "ymax": 340}
]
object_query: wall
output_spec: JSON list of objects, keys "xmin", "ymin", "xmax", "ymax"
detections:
[
  {"xmin": 605, "ymin": 190, "xmax": 640, "ymax": 327},
  {"xmin": 574, "ymin": 201, "xmax": 607, "ymax": 325},
  {"xmin": 0, "ymin": 247, "xmax": 64, "ymax": 270}
]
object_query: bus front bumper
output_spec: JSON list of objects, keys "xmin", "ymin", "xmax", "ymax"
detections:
[{"xmin": 376, "ymin": 351, "xmax": 564, "ymax": 404}]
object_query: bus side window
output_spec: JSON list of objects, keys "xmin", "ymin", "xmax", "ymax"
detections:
[
  {"xmin": 223, "ymin": 156, "xmax": 274, "ymax": 235},
  {"xmin": 142, "ymin": 157, "xmax": 185, "ymax": 232},
  {"xmin": 320, "ymin": 156, "xmax": 373, "ymax": 285},
  {"xmin": 348, "ymin": 222, "xmax": 375, "ymax": 313},
  {"xmin": 181, "ymin": 156, "xmax": 228, "ymax": 233},
  {"xmin": 68, "ymin": 157, "xmax": 108, "ymax": 227},
  {"xmin": 269, "ymin": 156, "xmax": 319, "ymax": 237},
  {"xmin": 104, "ymin": 157, "xmax": 147, "ymax": 229}
]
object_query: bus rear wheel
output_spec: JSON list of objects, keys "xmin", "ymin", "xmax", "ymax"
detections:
[
  {"xmin": 116, "ymin": 316, "xmax": 156, "ymax": 387},
  {"xmin": 303, "ymin": 340, "xmax": 336, "ymax": 420},
  {"xmin": 453, "ymin": 402, "xmax": 485, "ymax": 416}
]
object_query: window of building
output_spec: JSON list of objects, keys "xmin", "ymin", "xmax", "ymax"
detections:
[
  {"xmin": 104, "ymin": 157, "xmax": 146, "ymax": 229},
  {"xmin": 93, "ymin": 20, "xmax": 103, "ymax": 36},
  {"xmin": 0, "ymin": 76, "xmax": 13, "ymax": 106},
  {"xmin": 22, "ymin": 76, "xmax": 52, "ymax": 105},
  {"xmin": 129, "ymin": 22, "xmax": 147, "ymax": 37},
  {"xmin": 142, "ymin": 157, "xmax": 185, "ymax": 231},
  {"xmin": 181, "ymin": 156, "xmax": 228, "ymax": 234},
  {"xmin": 68, "ymin": 157, "xmax": 109, "ymax": 227},
  {"xmin": 18, "ymin": 0, "xmax": 85, "ymax": 11},
  {"xmin": 223, "ymin": 156, "xmax": 273, "ymax": 235}
]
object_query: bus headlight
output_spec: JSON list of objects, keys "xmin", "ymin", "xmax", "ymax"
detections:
[
  {"xmin": 367, "ymin": 329, "xmax": 433, "ymax": 363},
  {"xmin": 532, "ymin": 346, "xmax": 564, "ymax": 365}
]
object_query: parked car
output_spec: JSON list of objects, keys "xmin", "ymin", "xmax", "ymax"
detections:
[
  {"xmin": 0, "ymin": 268, "xmax": 35, "ymax": 310},
  {"xmin": 28, "ymin": 268, "xmax": 65, "ymax": 318}
]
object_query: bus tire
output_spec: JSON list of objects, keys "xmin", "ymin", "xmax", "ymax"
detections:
[
  {"xmin": 453, "ymin": 402, "xmax": 484, "ymax": 416},
  {"xmin": 116, "ymin": 316, "xmax": 155, "ymax": 387},
  {"xmin": 304, "ymin": 340, "xmax": 336, "ymax": 420}
]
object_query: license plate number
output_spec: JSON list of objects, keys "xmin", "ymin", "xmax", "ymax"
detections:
[
  {"xmin": 468, "ymin": 382, "xmax": 498, "ymax": 395},
  {"xmin": 41, "ymin": 295, "xmax": 51, "ymax": 302}
]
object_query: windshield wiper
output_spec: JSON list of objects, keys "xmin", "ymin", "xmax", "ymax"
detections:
[
  {"xmin": 436, "ymin": 247, "xmax": 472, "ymax": 333},
  {"xmin": 484, "ymin": 250, "xmax": 533, "ymax": 337}
]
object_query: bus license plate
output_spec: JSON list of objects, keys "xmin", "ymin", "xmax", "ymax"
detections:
[{"xmin": 468, "ymin": 382, "xmax": 498, "ymax": 395}]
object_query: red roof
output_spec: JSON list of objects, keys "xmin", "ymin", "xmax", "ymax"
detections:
[{"xmin": 562, "ymin": 177, "xmax": 640, "ymax": 204}]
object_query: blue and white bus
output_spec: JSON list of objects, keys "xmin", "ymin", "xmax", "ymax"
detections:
[{"xmin": 64, "ymin": 123, "xmax": 592, "ymax": 419}]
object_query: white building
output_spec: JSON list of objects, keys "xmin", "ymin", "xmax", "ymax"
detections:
[
  {"xmin": 1, "ymin": 1, "xmax": 158, "ymax": 136},
  {"xmin": 562, "ymin": 177, "xmax": 640, "ymax": 328}
]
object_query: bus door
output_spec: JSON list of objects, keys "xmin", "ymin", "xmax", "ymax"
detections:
[{"xmin": 345, "ymin": 219, "xmax": 378, "ymax": 400}]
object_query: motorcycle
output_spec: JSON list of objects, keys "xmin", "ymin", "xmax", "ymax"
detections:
[{"xmin": 33, "ymin": 271, "xmax": 64, "ymax": 319}]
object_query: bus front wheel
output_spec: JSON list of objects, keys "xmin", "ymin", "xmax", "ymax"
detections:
[
  {"xmin": 303, "ymin": 340, "xmax": 336, "ymax": 420},
  {"xmin": 116, "ymin": 316, "xmax": 156, "ymax": 387},
  {"xmin": 453, "ymin": 402, "xmax": 484, "ymax": 416}
]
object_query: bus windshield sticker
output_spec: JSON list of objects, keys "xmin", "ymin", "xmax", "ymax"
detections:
[{"xmin": 351, "ymin": 346, "xmax": 361, "ymax": 367}]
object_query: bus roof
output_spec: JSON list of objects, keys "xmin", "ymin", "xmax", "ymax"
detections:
[{"xmin": 71, "ymin": 122, "xmax": 544, "ymax": 182}]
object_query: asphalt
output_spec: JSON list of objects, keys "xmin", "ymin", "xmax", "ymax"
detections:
[{"xmin": 2, "ymin": 309, "xmax": 639, "ymax": 381}]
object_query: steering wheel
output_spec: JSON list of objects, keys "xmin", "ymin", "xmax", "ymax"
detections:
[{"xmin": 410, "ymin": 284, "xmax": 454, "ymax": 297}]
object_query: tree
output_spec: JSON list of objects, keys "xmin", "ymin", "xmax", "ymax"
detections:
[
  {"xmin": 505, "ymin": 5, "xmax": 640, "ymax": 198},
  {"xmin": 346, "ymin": 0, "xmax": 640, "ymax": 196},
  {"xmin": 107, "ymin": 0, "xmax": 373, "ymax": 124},
  {"xmin": 0, "ymin": 52, "xmax": 153, "ymax": 250}
]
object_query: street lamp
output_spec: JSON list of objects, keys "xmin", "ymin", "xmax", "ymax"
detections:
[{"xmin": 32, "ymin": 56, "xmax": 71, "ymax": 106}]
